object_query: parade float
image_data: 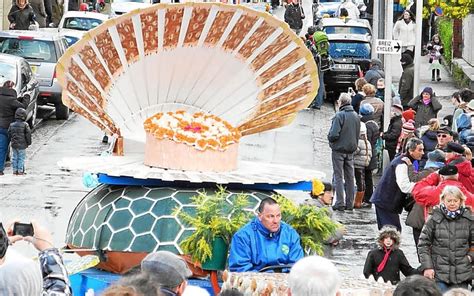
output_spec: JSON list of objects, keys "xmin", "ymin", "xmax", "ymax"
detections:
[{"xmin": 56, "ymin": 3, "xmax": 394, "ymax": 295}]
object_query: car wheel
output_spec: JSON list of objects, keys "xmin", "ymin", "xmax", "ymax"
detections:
[
  {"xmin": 27, "ymin": 101, "xmax": 37, "ymax": 128},
  {"xmin": 55, "ymin": 103, "xmax": 70, "ymax": 120}
]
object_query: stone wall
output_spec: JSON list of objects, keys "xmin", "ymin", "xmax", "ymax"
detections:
[{"xmin": 463, "ymin": 14, "xmax": 474, "ymax": 66}]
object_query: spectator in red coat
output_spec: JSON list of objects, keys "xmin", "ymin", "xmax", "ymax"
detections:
[
  {"xmin": 412, "ymin": 165, "xmax": 474, "ymax": 221},
  {"xmin": 444, "ymin": 142, "xmax": 473, "ymax": 192}
]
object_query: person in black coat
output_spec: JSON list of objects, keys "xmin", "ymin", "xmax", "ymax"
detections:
[
  {"xmin": 0, "ymin": 81, "xmax": 30, "ymax": 175},
  {"xmin": 7, "ymin": 108, "xmax": 31, "ymax": 175},
  {"xmin": 364, "ymin": 225, "xmax": 419, "ymax": 284},
  {"xmin": 8, "ymin": 0, "xmax": 36, "ymax": 30},
  {"xmin": 382, "ymin": 104, "xmax": 404, "ymax": 161},
  {"xmin": 284, "ymin": 0, "xmax": 304, "ymax": 35}
]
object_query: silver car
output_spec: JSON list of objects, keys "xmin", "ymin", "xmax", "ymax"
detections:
[
  {"xmin": 0, "ymin": 30, "xmax": 70, "ymax": 119},
  {"xmin": 0, "ymin": 53, "xmax": 39, "ymax": 128}
]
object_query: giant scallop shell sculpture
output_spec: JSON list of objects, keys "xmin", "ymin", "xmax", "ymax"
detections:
[{"xmin": 56, "ymin": 3, "xmax": 318, "ymax": 145}]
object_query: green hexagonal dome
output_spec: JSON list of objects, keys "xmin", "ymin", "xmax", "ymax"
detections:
[{"xmin": 66, "ymin": 185, "xmax": 275, "ymax": 253}]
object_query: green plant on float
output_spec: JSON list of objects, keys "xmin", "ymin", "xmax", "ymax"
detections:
[
  {"xmin": 176, "ymin": 185, "xmax": 252, "ymax": 264},
  {"xmin": 273, "ymin": 194, "xmax": 340, "ymax": 256}
]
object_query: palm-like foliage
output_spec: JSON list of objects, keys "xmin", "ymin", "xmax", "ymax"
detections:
[
  {"xmin": 274, "ymin": 194, "xmax": 340, "ymax": 256},
  {"xmin": 177, "ymin": 186, "xmax": 251, "ymax": 263}
]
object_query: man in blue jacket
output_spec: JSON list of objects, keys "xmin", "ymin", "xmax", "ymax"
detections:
[{"xmin": 228, "ymin": 198, "xmax": 304, "ymax": 272}]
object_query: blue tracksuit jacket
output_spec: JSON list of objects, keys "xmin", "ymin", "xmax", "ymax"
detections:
[{"xmin": 228, "ymin": 218, "xmax": 304, "ymax": 272}]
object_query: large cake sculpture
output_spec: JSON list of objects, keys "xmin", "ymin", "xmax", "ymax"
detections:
[
  {"xmin": 143, "ymin": 110, "xmax": 241, "ymax": 171},
  {"xmin": 56, "ymin": 2, "xmax": 319, "ymax": 166}
]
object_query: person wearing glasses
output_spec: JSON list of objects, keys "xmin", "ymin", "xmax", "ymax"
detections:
[{"xmin": 435, "ymin": 126, "xmax": 454, "ymax": 151}]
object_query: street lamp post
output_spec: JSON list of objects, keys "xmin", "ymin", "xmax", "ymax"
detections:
[
  {"xmin": 413, "ymin": 0, "xmax": 423, "ymax": 98},
  {"xmin": 382, "ymin": 0, "xmax": 393, "ymax": 171}
]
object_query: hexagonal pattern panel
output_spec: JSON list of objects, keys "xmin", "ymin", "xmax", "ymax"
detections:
[{"xmin": 66, "ymin": 185, "xmax": 275, "ymax": 253}]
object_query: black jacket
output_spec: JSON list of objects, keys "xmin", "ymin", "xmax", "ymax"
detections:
[
  {"xmin": 8, "ymin": 4, "xmax": 36, "ymax": 30},
  {"xmin": 0, "ymin": 87, "xmax": 29, "ymax": 129},
  {"xmin": 284, "ymin": 4, "xmax": 303, "ymax": 30},
  {"xmin": 418, "ymin": 207, "xmax": 474, "ymax": 284},
  {"xmin": 8, "ymin": 108, "xmax": 31, "ymax": 150},
  {"xmin": 361, "ymin": 115, "xmax": 380, "ymax": 170},
  {"xmin": 364, "ymin": 247, "xmax": 419, "ymax": 284},
  {"xmin": 399, "ymin": 64, "xmax": 415, "ymax": 107},
  {"xmin": 328, "ymin": 104, "xmax": 360, "ymax": 154},
  {"xmin": 382, "ymin": 115, "xmax": 402, "ymax": 151}
]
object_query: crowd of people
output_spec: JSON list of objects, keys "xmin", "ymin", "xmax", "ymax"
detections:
[{"xmin": 325, "ymin": 63, "xmax": 474, "ymax": 292}]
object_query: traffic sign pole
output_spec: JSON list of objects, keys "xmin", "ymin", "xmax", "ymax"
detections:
[
  {"xmin": 382, "ymin": 0, "xmax": 394, "ymax": 171},
  {"xmin": 413, "ymin": 0, "xmax": 423, "ymax": 99}
]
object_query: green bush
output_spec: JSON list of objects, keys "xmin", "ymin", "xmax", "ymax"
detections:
[
  {"xmin": 437, "ymin": 17, "xmax": 453, "ymax": 66},
  {"xmin": 453, "ymin": 63, "xmax": 471, "ymax": 88}
]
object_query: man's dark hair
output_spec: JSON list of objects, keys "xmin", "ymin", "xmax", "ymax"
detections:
[
  {"xmin": 258, "ymin": 197, "xmax": 278, "ymax": 213},
  {"xmin": 406, "ymin": 138, "xmax": 423, "ymax": 152},
  {"xmin": 340, "ymin": 7, "xmax": 349, "ymax": 17},
  {"xmin": 393, "ymin": 275, "xmax": 441, "ymax": 296},
  {"xmin": 323, "ymin": 182, "xmax": 332, "ymax": 192},
  {"xmin": 219, "ymin": 288, "xmax": 244, "ymax": 296},
  {"xmin": 460, "ymin": 88, "xmax": 474, "ymax": 103}
]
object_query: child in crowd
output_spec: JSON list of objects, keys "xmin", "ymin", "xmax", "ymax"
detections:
[
  {"xmin": 418, "ymin": 186, "xmax": 473, "ymax": 293},
  {"xmin": 363, "ymin": 225, "xmax": 419, "ymax": 284},
  {"xmin": 7, "ymin": 108, "xmax": 31, "ymax": 175},
  {"xmin": 427, "ymin": 34, "xmax": 444, "ymax": 82},
  {"xmin": 353, "ymin": 122, "xmax": 371, "ymax": 208}
]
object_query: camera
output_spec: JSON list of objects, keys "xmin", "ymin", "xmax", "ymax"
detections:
[{"xmin": 12, "ymin": 222, "xmax": 34, "ymax": 237}]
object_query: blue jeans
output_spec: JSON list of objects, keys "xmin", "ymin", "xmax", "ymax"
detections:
[
  {"xmin": 0, "ymin": 128, "xmax": 9, "ymax": 173},
  {"xmin": 12, "ymin": 148, "xmax": 26, "ymax": 173},
  {"xmin": 331, "ymin": 151, "xmax": 355, "ymax": 209},
  {"xmin": 436, "ymin": 281, "xmax": 468, "ymax": 293},
  {"xmin": 313, "ymin": 71, "xmax": 325, "ymax": 108}
]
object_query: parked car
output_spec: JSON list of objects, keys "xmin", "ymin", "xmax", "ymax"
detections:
[
  {"xmin": 0, "ymin": 30, "xmax": 70, "ymax": 119},
  {"xmin": 312, "ymin": 0, "xmax": 367, "ymax": 25},
  {"xmin": 0, "ymin": 54, "xmax": 39, "ymax": 128},
  {"xmin": 319, "ymin": 17, "xmax": 371, "ymax": 39},
  {"xmin": 323, "ymin": 33, "xmax": 371, "ymax": 99},
  {"xmin": 111, "ymin": 0, "xmax": 153, "ymax": 17},
  {"xmin": 54, "ymin": 11, "xmax": 109, "ymax": 46}
]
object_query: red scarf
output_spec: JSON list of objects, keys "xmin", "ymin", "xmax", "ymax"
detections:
[{"xmin": 376, "ymin": 247, "xmax": 392, "ymax": 273}]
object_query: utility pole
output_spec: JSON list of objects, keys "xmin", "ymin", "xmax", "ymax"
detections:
[
  {"xmin": 371, "ymin": 0, "xmax": 379, "ymax": 59},
  {"xmin": 413, "ymin": 0, "xmax": 423, "ymax": 97},
  {"xmin": 382, "ymin": 0, "xmax": 393, "ymax": 171}
]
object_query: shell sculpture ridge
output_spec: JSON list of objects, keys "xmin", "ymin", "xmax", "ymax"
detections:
[{"xmin": 57, "ymin": 2, "xmax": 318, "ymax": 141}]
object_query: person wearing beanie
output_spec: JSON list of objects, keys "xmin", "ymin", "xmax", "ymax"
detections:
[
  {"xmin": 396, "ymin": 120, "xmax": 416, "ymax": 156},
  {"xmin": 402, "ymin": 109, "xmax": 416, "ymax": 123},
  {"xmin": 444, "ymin": 142, "xmax": 474, "ymax": 192},
  {"xmin": 353, "ymin": 122, "xmax": 372, "ymax": 208},
  {"xmin": 363, "ymin": 225, "xmax": 419, "ymax": 284},
  {"xmin": 359, "ymin": 103, "xmax": 379, "ymax": 208},
  {"xmin": 408, "ymin": 87, "xmax": 442, "ymax": 128},
  {"xmin": 364, "ymin": 58, "xmax": 385, "ymax": 87},
  {"xmin": 399, "ymin": 53, "xmax": 414, "ymax": 108},
  {"xmin": 382, "ymin": 105, "xmax": 404, "ymax": 161}
]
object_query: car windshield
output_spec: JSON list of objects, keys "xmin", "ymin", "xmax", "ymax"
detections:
[
  {"xmin": 324, "ymin": 26, "xmax": 370, "ymax": 35},
  {"xmin": 0, "ymin": 38, "xmax": 56, "ymax": 63},
  {"xmin": 0, "ymin": 63, "xmax": 17, "ymax": 86},
  {"xmin": 329, "ymin": 41, "xmax": 371, "ymax": 59},
  {"xmin": 63, "ymin": 17, "xmax": 103, "ymax": 31},
  {"xmin": 114, "ymin": 0, "xmax": 147, "ymax": 3}
]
